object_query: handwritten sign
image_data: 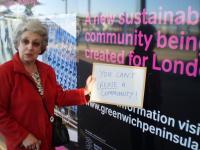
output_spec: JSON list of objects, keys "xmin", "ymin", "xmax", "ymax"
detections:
[{"xmin": 90, "ymin": 63, "xmax": 147, "ymax": 108}]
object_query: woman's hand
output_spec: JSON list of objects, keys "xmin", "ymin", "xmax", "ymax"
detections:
[
  {"xmin": 84, "ymin": 75, "xmax": 95, "ymax": 96},
  {"xmin": 21, "ymin": 133, "xmax": 41, "ymax": 150}
]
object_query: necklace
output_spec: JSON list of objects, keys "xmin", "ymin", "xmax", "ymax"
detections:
[{"xmin": 32, "ymin": 72, "xmax": 44, "ymax": 96}]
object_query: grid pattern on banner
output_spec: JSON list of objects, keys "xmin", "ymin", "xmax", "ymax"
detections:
[
  {"xmin": 42, "ymin": 19, "xmax": 77, "ymax": 90},
  {"xmin": 42, "ymin": 19, "xmax": 78, "ymax": 122}
]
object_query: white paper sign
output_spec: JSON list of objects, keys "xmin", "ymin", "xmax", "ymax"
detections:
[{"xmin": 90, "ymin": 63, "xmax": 147, "ymax": 108}]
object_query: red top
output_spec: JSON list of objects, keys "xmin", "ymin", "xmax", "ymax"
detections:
[{"xmin": 0, "ymin": 53, "xmax": 87, "ymax": 150}]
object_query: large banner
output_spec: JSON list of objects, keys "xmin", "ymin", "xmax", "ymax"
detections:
[{"xmin": 77, "ymin": 1, "xmax": 200, "ymax": 150}]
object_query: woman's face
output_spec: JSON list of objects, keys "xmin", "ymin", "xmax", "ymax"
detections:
[{"xmin": 18, "ymin": 31, "xmax": 42, "ymax": 64}]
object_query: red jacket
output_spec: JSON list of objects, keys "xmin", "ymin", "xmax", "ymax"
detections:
[{"xmin": 0, "ymin": 53, "xmax": 87, "ymax": 150}]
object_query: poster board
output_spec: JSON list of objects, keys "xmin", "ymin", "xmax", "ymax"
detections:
[{"xmin": 90, "ymin": 63, "xmax": 147, "ymax": 107}]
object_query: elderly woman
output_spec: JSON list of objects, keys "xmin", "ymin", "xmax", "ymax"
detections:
[{"xmin": 0, "ymin": 19, "xmax": 94, "ymax": 150}]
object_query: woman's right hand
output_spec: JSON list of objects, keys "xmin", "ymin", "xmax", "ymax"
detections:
[
  {"xmin": 21, "ymin": 133, "xmax": 41, "ymax": 150},
  {"xmin": 84, "ymin": 75, "xmax": 95, "ymax": 96}
]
